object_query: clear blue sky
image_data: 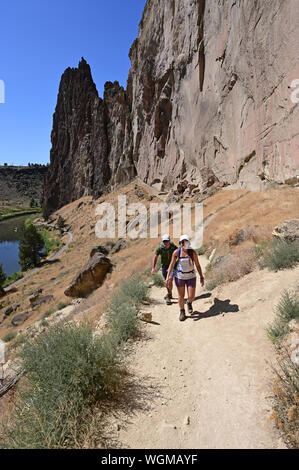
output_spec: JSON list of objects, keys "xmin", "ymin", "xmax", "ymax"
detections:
[{"xmin": 0, "ymin": 0, "xmax": 146, "ymax": 166}]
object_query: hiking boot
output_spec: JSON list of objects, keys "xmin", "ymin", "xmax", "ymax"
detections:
[
  {"xmin": 165, "ymin": 293, "xmax": 172, "ymax": 305},
  {"xmin": 187, "ymin": 301, "xmax": 193, "ymax": 314},
  {"xmin": 179, "ymin": 309, "xmax": 186, "ymax": 322},
  {"xmin": 164, "ymin": 291, "xmax": 173, "ymax": 300}
]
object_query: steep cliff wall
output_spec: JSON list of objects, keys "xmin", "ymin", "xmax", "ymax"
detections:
[
  {"xmin": 129, "ymin": 0, "xmax": 299, "ymax": 191},
  {"xmin": 44, "ymin": 59, "xmax": 134, "ymax": 211},
  {"xmin": 44, "ymin": 0, "xmax": 299, "ymax": 211}
]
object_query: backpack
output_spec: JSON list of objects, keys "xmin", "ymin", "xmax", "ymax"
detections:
[{"xmin": 174, "ymin": 247, "xmax": 194, "ymax": 269}]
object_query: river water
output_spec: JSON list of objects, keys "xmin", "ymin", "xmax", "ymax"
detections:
[{"xmin": 0, "ymin": 215, "xmax": 37, "ymax": 277}]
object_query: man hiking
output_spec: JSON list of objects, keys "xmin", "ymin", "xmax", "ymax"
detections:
[
  {"xmin": 152, "ymin": 234, "xmax": 177, "ymax": 305},
  {"xmin": 166, "ymin": 234, "xmax": 204, "ymax": 322}
]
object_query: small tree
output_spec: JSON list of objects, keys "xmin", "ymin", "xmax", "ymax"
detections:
[
  {"xmin": 19, "ymin": 221, "xmax": 45, "ymax": 270},
  {"xmin": 56, "ymin": 215, "xmax": 66, "ymax": 230},
  {"xmin": 42, "ymin": 203, "xmax": 51, "ymax": 221},
  {"xmin": 0, "ymin": 263, "xmax": 6, "ymax": 286},
  {"xmin": 30, "ymin": 197, "xmax": 35, "ymax": 208}
]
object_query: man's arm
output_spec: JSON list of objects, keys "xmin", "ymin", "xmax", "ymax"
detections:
[{"xmin": 152, "ymin": 254, "xmax": 159, "ymax": 275}]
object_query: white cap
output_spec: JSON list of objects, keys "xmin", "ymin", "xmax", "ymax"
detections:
[
  {"xmin": 162, "ymin": 234, "xmax": 170, "ymax": 241},
  {"xmin": 179, "ymin": 234, "xmax": 190, "ymax": 242}
]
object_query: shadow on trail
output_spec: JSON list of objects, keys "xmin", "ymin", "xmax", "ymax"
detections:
[
  {"xmin": 193, "ymin": 293, "xmax": 212, "ymax": 302},
  {"xmin": 190, "ymin": 297, "xmax": 239, "ymax": 321}
]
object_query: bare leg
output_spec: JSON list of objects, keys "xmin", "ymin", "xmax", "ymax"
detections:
[
  {"xmin": 187, "ymin": 286, "xmax": 196, "ymax": 303},
  {"xmin": 177, "ymin": 285, "xmax": 186, "ymax": 309},
  {"xmin": 168, "ymin": 277, "xmax": 173, "ymax": 296}
]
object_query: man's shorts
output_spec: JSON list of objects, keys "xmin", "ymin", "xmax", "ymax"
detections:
[
  {"xmin": 161, "ymin": 266, "xmax": 175, "ymax": 280},
  {"xmin": 174, "ymin": 276, "xmax": 196, "ymax": 288}
]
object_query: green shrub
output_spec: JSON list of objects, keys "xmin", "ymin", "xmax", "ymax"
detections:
[
  {"xmin": 196, "ymin": 244, "xmax": 209, "ymax": 256},
  {"xmin": 19, "ymin": 222, "xmax": 45, "ymax": 269},
  {"xmin": 2, "ymin": 275, "xmax": 149, "ymax": 449},
  {"xmin": 2, "ymin": 323, "xmax": 123, "ymax": 449},
  {"xmin": 267, "ymin": 290, "xmax": 299, "ymax": 342},
  {"xmin": 0, "ymin": 263, "xmax": 6, "ymax": 286},
  {"xmin": 257, "ymin": 239, "xmax": 299, "ymax": 271},
  {"xmin": 42, "ymin": 307, "xmax": 56, "ymax": 320},
  {"xmin": 3, "ymin": 332, "xmax": 17, "ymax": 343},
  {"xmin": 118, "ymin": 275, "xmax": 149, "ymax": 308},
  {"xmin": 107, "ymin": 300, "xmax": 139, "ymax": 342},
  {"xmin": 152, "ymin": 273, "xmax": 165, "ymax": 287},
  {"xmin": 143, "ymin": 266, "xmax": 152, "ymax": 277},
  {"xmin": 271, "ymin": 352, "xmax": 299, "ymax": 448},
  {"xmin": 2, "ymin": 271, "xmax": 23, "ymax": 288},
  {"xmin": 107, "ymin": 276, "xmax": 149, "ymax": 341},
  {"xmin": 38, "ymin": 228, "xmax": 62, "ymax": 256}
]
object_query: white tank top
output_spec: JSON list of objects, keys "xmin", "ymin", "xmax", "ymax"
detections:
[{"xmin": 175, "ymin": 253, "xmax": 196, "ymax": 280}]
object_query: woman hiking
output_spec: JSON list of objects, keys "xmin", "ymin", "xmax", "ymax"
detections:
[
  {"xmin": 166, "ymin": 235, "xmax": 205, "ymax": 322},
  {"xmin": 152, "ymin": 234, "xmax": 177, "ymax": 305}
]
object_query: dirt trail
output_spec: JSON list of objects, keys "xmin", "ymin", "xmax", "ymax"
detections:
[{"xmin": 108, "ymin": 258, "xmax": 299, "ymax": 449}]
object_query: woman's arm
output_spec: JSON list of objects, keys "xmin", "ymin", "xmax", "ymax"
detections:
[
  {"xmin": 166, "ymin": 250, "xmax": 178, "ymax": 283},
  {"xmin": 193, "ymin": 250, "xmax": 205, "ymax": 286}
]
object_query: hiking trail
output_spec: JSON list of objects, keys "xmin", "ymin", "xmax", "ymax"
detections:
[{"xmin": 104, "ymin": 256, "xmax": 299, "ymax": 449}]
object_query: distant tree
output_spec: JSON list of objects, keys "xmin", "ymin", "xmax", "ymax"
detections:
[
  {"xmin": 42, "ymin": 203, "xmax": 49, "ymax": 221},
  {"xmin": 56, "ymin": 215, "xmax": 66, "ymax": 231},
  {"xmin": 19, "ymin": 221, "xmax": 45, "ymax": 270},
  {"xmin": 4, "ymin": 162, "xmax": 7, "ymax": 166},
  {"xmin": 30, "ymin": 197, "xmax": 35, "ymax": 207},
  {"xmin": 0, "ymin": 263, "xmax": 6, "ymax": 286}
]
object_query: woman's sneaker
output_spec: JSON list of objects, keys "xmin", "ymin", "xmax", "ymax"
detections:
[
  {"xmin": 187, "ymin": 301, "xmax": 193, "ymax": 314},
  {"xmin": 165, "ymin": 293, "xmax": 172, "ymax": 305},
  {"xmin": 179, "ymin": 309, "xmax": 186, "ymax": 321}
]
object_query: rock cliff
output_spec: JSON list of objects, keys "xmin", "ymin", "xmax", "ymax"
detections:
[{"xmin": 44, "ymin": 0, "xmax": 299, "ymax": 212}]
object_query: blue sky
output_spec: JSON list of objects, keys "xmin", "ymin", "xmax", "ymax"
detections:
[{"xmin": 0, "ymin": 0, "xmax": 146, "ymax": 166}]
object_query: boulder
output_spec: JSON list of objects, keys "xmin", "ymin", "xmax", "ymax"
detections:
[
  {"xmin": 4, "ymin": 306, "xmax": 14, "ymax": 317},
  {"xmin": 64, "ymin": 253, "xmax": 113, "ymax": 298},
  {"xmin": 11, "ymin": 311, "xmax": 30, "ymax": 326},
  {"xmin": 110, "ymin": 239, "xmax": 127, "ymax": 254},
  {"xmin": 90, "ymin": 245, "xmax": 110, "ymax": 257},
  {"xmin": 272, "ymin": 219, "xmax": 299, "ymax": 242},
  {"xmin": 29, "ymin": 288, "xmax": 43, "ymax": 305},
  {"xmin": 30, "ymin": 295, "xmax": 54, "ymax": 309}
]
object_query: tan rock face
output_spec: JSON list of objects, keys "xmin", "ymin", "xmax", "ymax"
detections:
[
  {"xmin": 130, "ymin": 0, "xmax": 299, "ymax": 190},
  {"xmin": 64, "ymin": 253, "xmax": 113, "ymax": 298},
  {"xmin": 44, "ymin": 0, "xmax": 299, "ymax": 213}
]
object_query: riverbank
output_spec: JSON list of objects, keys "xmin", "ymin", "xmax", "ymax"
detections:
[{"xmin": 0, "ymin": 207, "xmax": 41, "ymax": 222}]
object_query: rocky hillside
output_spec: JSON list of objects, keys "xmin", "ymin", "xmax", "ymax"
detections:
[
  {"xmin": 0, "ymin": 165, "xmax": 48, "ymax": 206},
  {"xmin": 44, "ymin": 0, "xmax": 299, "ymax": 213}
]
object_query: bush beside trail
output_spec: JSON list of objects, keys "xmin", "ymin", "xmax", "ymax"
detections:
[{"xmin": 1, "ymin": 275, "xmax": 149, "ymax": 449}]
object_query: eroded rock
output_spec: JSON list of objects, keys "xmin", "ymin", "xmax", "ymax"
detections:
[
  {"xmin": 272, "ymin": 219, "xmax": 299, "ymax": 242},
  {"xmin": 11, "ymin": 311, "xmax": 30, "ymax": 326},
  {"xmin": 64, "ymin": 253, "xmax": 113, "ymax": 298}
]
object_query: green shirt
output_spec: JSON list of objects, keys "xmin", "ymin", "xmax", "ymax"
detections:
[{"xmin": 155, "ymin": 242, "xmax": 177, "ymax": 268}]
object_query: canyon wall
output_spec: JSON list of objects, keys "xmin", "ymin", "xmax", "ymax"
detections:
[{"xmin": 44, "ymin": 0, "xmax": 299, "ymax": 211}]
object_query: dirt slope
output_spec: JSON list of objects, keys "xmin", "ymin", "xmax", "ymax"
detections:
[{"xmin": 106, "ymin": 258, "xmax": 299, "ymax": 449}]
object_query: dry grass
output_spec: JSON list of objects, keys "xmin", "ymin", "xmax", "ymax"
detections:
[
  {"xmin": 205, "ymin": 246, "xmax": 258, "ymax": 290},
  {"xmin": 203, "ymin": 186, "xmax": 299, "ymax": 247},
  {"xmin": 1, "ymin": 183, "xmax": 298, "ymax": 347},
  {"xmin": 271, "ymin": 352, "xmax": 299, "ymax": 448}
]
